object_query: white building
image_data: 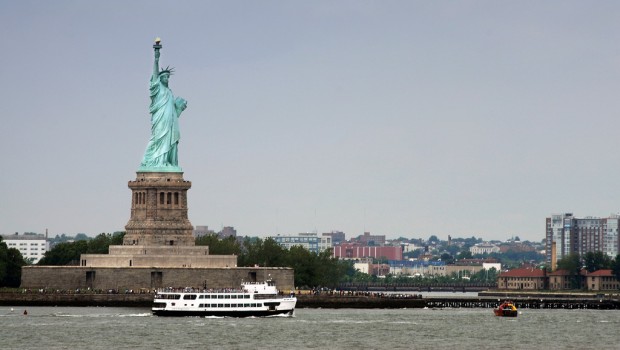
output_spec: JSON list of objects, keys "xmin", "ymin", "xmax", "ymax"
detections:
[
  {"xmin": 482, "ymin": 262, "xmax": 501, "ymax": 271},
  {"xmin": 354, "ymin": 262, "xmax": 371, "ymax": 274},
  {"xmin": 469, "ymin": 243, "xmax": 500, "ymax": 255},
  {"xmin": 2, "ymin": 233, "xmax": 49, "ymax": 264},
  {"xmin": 272, "ymin": 232, "xmax": 332, "ymax": 254}
]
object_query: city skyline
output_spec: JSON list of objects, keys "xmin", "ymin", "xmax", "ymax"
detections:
[{"xmin": 2, "ymin": 1, "xmax": 620, "ymax": 242}]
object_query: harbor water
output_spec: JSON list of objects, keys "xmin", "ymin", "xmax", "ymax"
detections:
[{"xmin": 1, "ymin": 306, "xmax": 618, "ymax": 349}]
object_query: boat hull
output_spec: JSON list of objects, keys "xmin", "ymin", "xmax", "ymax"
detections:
[
  {"xmin": 152, "ymin": 308, "xmax": 294, "ymax": 317},
  {"xmin": 152, "ymin": 280, "xmax": 296, "ymax": 318},
  {"xmin": 494, "ymin": 309, "xmax": 518, "ymax": 317}
]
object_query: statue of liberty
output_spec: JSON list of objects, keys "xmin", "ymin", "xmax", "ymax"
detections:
[{"xmin": 140, "ymin": 38, "xmax": 188, "ymax": 172}]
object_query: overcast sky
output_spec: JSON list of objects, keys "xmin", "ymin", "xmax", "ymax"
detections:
[{"xmin": 1, "ymin": 1, "xmax": 620, "ymax": 242}]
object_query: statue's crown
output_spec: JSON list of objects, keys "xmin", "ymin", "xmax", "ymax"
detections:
[{"xmin": 159, "ymin": 66, "xmax": 174, "ymax": 76}]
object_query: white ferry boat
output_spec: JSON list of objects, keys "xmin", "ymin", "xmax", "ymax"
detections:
[{"xmin": 152, "ymin": 280, "xmax": 297, "ymax": 317}]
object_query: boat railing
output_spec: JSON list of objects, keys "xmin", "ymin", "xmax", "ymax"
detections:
[{"xmin": 155, "ymin": 287, "xmax": 247, "ymax": 294}]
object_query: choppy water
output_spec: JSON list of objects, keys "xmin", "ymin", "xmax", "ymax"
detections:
[{"xmin": 1, "ymin": 306, "xmax": 618, "ymax": 349}]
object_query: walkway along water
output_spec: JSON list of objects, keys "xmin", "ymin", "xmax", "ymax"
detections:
[{"xmin": 1, "ymin": 290, "xmax": 619, "ymax": 309}]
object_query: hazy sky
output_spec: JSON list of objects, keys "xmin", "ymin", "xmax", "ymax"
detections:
[{"xmin": 2, "ymin": 1, "xmax": 620, "ymax": 242}]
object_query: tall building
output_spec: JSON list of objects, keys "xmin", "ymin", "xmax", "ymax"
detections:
[
  {"xmin": 546, "ymin": 213, "xmax": 620, "ymax": 266},
  {"xmin": 355, "ymin": 232, "xmax": 386, "ymax": 245},
  {"xmin": 193, "ymin": 225, "xmax": 214, "ymax": 238},
  {"xmin": 218, "ymin": 226, "xmax": 237, "ymax": 239},
  {"xmin": 1, "ymin": 233, "xmax": 49, "ymax": 264},
  {"xmin": 322, "ymin": 231, "xmax": 345, "ymax": 245},
  {"xmin": 603, "ymin": 216, "xmax": 620, "ymax": 258},
  {"xmin": 272, "ymin": 233, "xmax": 332, "ymax": 254}
]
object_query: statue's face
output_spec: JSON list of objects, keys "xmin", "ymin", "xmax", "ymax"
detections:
[{"xmin": 160, "ymin": 74, "xmax": 170, "ymax": 85}]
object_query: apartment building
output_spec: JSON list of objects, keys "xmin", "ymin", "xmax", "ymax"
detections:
[{"xmin": 1, "ymin": 233, "xmax": 49, "ymax": 264}]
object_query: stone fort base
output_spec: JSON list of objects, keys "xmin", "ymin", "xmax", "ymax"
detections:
[
  {"xmin": 21, "ymin": 266, "xmax": 294, "ymax": 291},
  {"xmin": 80, "ymin": 245, "xmax": 237, "ymax": 268}
]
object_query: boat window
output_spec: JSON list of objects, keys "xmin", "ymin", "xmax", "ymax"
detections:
[
  {"xmin": 199, "ymin": 295, "xmax": 204, "ymax": 299},
  {"xmin": 244, "ymin": 304, "xmax": 250, "ymax": 307},
  {"xmin": 161, "ymin": 294, "xmax": 181, "ymax": 300},
  {"xmin": 231, "ymin": 295, "xmax": 237, "ymax": 299},
  {"xmin": 244, "ymin": 295, "xmax": 250, "ymax": 299},
  {"xmin": 224, "ymin": 295, "xmax": 230, "ymax": 299},
  {"xmin": 183, "ymin": 294, "xmax": 197, "ymax": 300},
  {"xmin": 224, "ymin": 304, "xmax": 230, "ymax": 307},
  {"xmin": 217, "ymin": 304, "xmax": 223, "ymax": 308},
  {"xmin": 204, "ymin": 295, "xmax": 211, "ymax": 299},
  {"xmin": 217, "ymin": 295, "xmax": 224, "ymax": 299}
]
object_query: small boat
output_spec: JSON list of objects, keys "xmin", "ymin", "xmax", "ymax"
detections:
[
  {"xmin": 152, "ymin": 279, "xmax": 296, "ymax": 317},
  {"xmin": 494, "ymin": 301, "xmax": 518, "ymax": 317}
]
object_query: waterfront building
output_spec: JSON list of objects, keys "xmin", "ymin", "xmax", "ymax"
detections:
[
  {"xmin": 272, "ymin": 232, "xmax": 332, "ymax": 254},
  {"xmin": 547, "ymin": 269, "xmax": 574, "ymax": 290},
  {"xmin": 332, "ymin": 243, "xmax": 403, "ymax": 260},
  {"xmin": 387, "ymin": 260, "xmax": 446, "ymax": 276},
  {"xmin": 586, "ymin": 270, "xmax": 620, "ymax": 291},
  {"xmin": 497, "ymin": 267, "xmax": 547, "ymax": 290},
  {"xmin": 1, "ymin": 233, "xmax": 48, "ymax": 264},
  {"xmin": 498, "ymin": 267, "xmax": 617, "ymax": 291}
]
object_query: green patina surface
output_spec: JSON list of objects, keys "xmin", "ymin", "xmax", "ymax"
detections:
[{"xmin": 140, "ymin": 39, "xmax": 187, "ymax": 172}]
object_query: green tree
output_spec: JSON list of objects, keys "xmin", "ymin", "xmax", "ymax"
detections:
[
  {"xmin": 238, "ymin": 237, "xmax": 286, "ymax": 267},
  {"xmin": 611, "ymin": 254, "xmax": 620, "ymax": 282},
  {"xmin": 74, "ymin": 233, "xmax": 90, "ymax": 241},
  {"xmin": 0, "ymin": 237, "xmax": 27, "ymax": 287},
  {"xmin": 285, "ymin": 245, "xmax": 315, "ymax": 287},
  {"xmin": 456, "ymin": 250, "xmax": 473, "ymax": 260},
  {"xmin": 38, "ymin": 240, "xmax": 88, "ymax": 265},
  {"xmin": 38, "ymin": 232, "xmax": 125, "ymax": 266},
  {"xmin": 557, "ymin": 252, "xmax": 582, "ymax": 289},
  {"xmin": 196, "ymin": 234, "xmax": 241, "ymax": 255},
  {"xmin": 583, "ymin": 251, "xmax": 611, "ymax": 272},
  {"xmin": 440, "ymin": 253, "xmax": 454, "ymax": 264},
  {"xmin": 110, "ymin": 231, "xmax": 126, "ymax": 245},
  {"xmin": 87, "ymin": 233, "xmax": 115, "ymax": 254}
]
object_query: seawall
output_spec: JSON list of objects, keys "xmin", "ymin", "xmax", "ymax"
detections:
[{"xmin": 1, "ymin": 292, "xmax": 619, "ymax": 309}]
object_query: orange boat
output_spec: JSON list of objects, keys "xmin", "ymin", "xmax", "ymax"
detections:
[{"xmin": 494, "ymin": 301, "xmax": 518, "ymax": 317}]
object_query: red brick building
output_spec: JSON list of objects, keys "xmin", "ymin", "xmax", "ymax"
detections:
[{"xmin": 332, "ymin": 244, "xmax": 402, "ymax": 260}]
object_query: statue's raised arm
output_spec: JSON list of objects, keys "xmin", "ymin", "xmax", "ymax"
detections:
[
  {"xmin": 153, "ymin": 37, "xmax": 161, "ymax": 80},
  {"xmin": 139, "ymin": 38, "xmax": 188, "ymax": 172}
]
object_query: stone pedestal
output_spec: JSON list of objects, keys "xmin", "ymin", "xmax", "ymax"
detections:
[{"xmin": 123, "ymin": 172, "xmax": 195, "ymax": 246}]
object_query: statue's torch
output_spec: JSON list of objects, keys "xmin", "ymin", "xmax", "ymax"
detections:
[{"xmin": 153, "ymin": 37, "xmax": 162, "ymax": 50}]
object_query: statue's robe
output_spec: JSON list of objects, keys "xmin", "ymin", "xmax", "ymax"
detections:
[{"xmin": 141, "ymin": 74, "xmax": 182, "ymax": 168}]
